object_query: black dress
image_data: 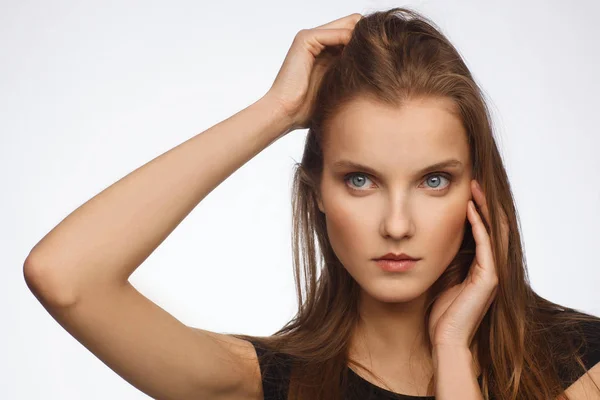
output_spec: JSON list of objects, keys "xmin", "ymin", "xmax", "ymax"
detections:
[{"xmin": 249, "ymin": 317, "xmax": 600, "ymax": 400}]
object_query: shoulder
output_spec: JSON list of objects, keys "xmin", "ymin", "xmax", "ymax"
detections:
[
  {"xmin": 544, "ymin": 310, "xmax": 600, "ymax": 367},
  {"xmin": 190, "ymin": 329, "xmax": 266, "ymax": 399},
  {"xmin": 555, "ymin": 312, "xmax": 600, "ymax": 398},
  {"xmin": 246, "ymin": 338, "xmax": 293, "ymax": 400},
  {"xmin": 563, "ymin": 362, "xmax": 600, "ymax": 399},
  {"xmin": 566, "ymin": 313, "xmax": 600, "ymax": 372},
  {"xmin": 579, "ymin": 317, "xmax": 600, "ymax": 368}
]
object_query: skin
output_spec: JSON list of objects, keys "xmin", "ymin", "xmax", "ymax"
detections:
[{"xmin": 316, "ymin": 95, "xmax": 476, "ymax": 394}]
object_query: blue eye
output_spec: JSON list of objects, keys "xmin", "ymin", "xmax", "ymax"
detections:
[
  {"xmin": 423, "ymin": 174, "xmax": 451, "ymax": 190},
  {"xmin": 343, "ymin": 172, "xmax": 453, "ymax": 192},
  {"xmin": 345, "ymin": 173, "xmax": 373, "ymax": 190}
]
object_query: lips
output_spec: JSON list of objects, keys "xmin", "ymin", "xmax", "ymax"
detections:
[
  {"xmin": 375, "ymin": 258, "xmax": 419, "ymax": 272},
  {"xmin": 374, "ymin": 252, "xmax": 420, "ymax": 261}
]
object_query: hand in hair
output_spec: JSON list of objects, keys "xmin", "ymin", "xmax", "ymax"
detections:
[
  {"xmin": 264, "ymin": 12, "xmax": 362, "ymax": 131},
  {"xmin": 428, "ymin": 179, "xmax": 508, "ymax": 350}
]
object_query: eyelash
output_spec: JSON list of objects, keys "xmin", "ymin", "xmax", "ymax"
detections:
[{"xmin": 342, "ymin": 172, "xmax": 454, "ymax": 193}]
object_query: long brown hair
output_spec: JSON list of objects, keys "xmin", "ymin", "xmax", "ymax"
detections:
[{"xmin": 232, "ymin": 7, "xmax": 600, "ymax": 399}]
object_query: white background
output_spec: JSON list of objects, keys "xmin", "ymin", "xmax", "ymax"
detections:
[{"xmin": 3, "ymin": 0, "xmax": 599, "ymax": 398}]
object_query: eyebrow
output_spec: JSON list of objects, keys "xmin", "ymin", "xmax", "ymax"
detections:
[{"xmin": 331, "ymin": 158, "xmax": 464, "ymax": 177}]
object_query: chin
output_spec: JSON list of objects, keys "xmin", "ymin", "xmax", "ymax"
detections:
[{"xmin": 361, "ymin": 278, "xmax": 429, "ymax": 304}]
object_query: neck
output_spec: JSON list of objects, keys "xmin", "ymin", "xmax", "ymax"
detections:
[
  {"xmin": 349, "ymin": 289, "xmax": 432, "ymax": 371},
  {"xmin": 348, "ymin": 288, "xmax": 481, "ymax": 378}
]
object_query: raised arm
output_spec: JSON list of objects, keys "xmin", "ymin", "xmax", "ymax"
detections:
[
  {"xmin": 23, "ymin": 95, "xmax": 291, "ymax": 400},
  {"xmin": 23, "ymin": 12, "xmax": 362, "ymax": 400},
  {"xmin": 24, "ymin": 94, "xmax": 291, "ymax": 306}
]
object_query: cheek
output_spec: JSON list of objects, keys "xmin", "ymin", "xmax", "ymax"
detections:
[
  {"xmin": 422, "ymin": 199, "xmax": 468, "ymax": 264},
  {"xmin": 319, "ymin": 177, "xmax": 370, "ymax": 265},
  {"xmin": 323, "ymin": 201, "xmax": 368, "ymax": 264}
]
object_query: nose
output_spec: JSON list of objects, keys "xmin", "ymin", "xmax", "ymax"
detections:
[{"xmin": 379, "ymin": 196, "xmax": 416, "ymax": 239}]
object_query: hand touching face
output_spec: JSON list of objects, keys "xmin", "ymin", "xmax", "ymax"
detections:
[{"xmin": 428, "ymin": 179, "xmax": 508, "ymax": 349}]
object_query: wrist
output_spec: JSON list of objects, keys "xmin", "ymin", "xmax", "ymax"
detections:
[
  {"xmin": 432, "ymin": 345, "xmax": 474, "ymax": 371},
  {"xmin": 259, "ymin": 92, "xmax": 296, "ymax": 134},
  {"xmin": 432, "ymin": 345, "xmax": 482, "ymax": 399}
]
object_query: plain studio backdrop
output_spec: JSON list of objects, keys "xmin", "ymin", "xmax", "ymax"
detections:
[{"xmin": 2, "ymin": 0, "xmax": 599, "ymax": 398}]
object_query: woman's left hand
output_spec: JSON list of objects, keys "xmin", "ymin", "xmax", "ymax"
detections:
[{"xmin": 428, "ymin": 179, "xmax": 509, "ymax": 350}]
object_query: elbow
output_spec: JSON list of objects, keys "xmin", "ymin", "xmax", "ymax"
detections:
[{"xmin": 23, "ymin": 253, "xmax": 79, "ymax": 308}]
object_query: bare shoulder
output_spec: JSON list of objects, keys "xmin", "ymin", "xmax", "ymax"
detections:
[
  {"xmin": 26, "ymin": 267, "xmax": 265, "ymax": 400},
  {"xmin": 190, "ymin": 327, "xmax": 261, "ymax": 364},
  {"xmin": 190, "ymin": 327, "xmax": 264, "ymax": 399},
  {"xmin": 562, "ymin": 361, "xmax": 600, "ymax": 399}
]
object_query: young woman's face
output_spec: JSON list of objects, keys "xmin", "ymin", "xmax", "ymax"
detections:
[{"xmin": 317, "ymin": 95, "xmax": 473, "ymax": 303}]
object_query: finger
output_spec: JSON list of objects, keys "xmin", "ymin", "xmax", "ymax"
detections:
[
  {"xmin": 471, "ymin": 180, "xmax": 509, "ymax": 257},
  {"xmin": 468, "ymin": 285, "xmax": 497, "ymax": 344},
  {"xmin": 480, "ymin": 283, "xmax": 498, "ymax": 315},
  {"xmin": 467, "ymin": 200, "xmax": 496, "ymax": 280},
  {"xmin": 471, "ymin": 180, "xmax": 490, "ymax": 226},
  {"xmin": 296, "ymin": 28, "xmax": 355, "ymax": 57},
  {"xmin": 314, "ymin": 13, "xmax": 362, "ymax": 30}
]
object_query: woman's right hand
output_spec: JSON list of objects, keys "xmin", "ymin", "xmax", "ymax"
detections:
[{"xmin": 265, "ymin": 13, "xmax": 362, "ymax": 132}]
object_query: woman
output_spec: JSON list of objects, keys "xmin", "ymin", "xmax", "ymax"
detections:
[{"xmin": 24, "ymin": 7, "xmax": 600, "ymax": 400}]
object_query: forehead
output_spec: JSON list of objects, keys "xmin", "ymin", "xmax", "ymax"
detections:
[{"xmin": 323, "ymin": 96, "xmax": 469, "ymax": 166}]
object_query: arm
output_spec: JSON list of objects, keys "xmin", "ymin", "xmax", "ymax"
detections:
[
  {"xmin": 24, "ymin": 94, "xmax": 291, "ymax": 305},
  {"xmin": 433, "ymin": 345, "xmax": 483, "ymax": 400},
  {"xmin": 23, "ymin": 94, "xmax": 292, "ymax": 400},
  {"xmin": 23, "ymin": 13, "xmax": 360, "ymax": 399}
]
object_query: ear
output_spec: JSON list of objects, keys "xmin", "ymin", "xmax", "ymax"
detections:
[{"xmin": 315, "ymin": 192, "xmax": 325, "ymax": 214}]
